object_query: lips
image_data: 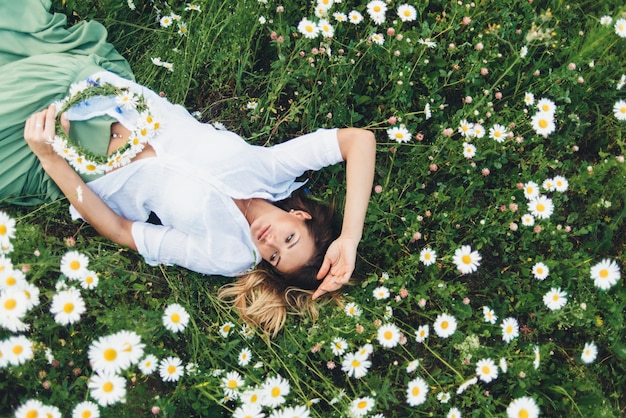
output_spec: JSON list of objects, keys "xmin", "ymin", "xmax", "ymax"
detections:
[{"xmin": 257, "ymin": 225, "xmax": 270, "ymax": 241}]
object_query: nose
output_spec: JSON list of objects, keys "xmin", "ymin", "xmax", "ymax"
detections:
[{"xmin": 263, "ymin": 231, "xmax": 277, "ymax": 246}]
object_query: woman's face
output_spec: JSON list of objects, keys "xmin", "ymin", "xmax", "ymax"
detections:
[{"xmin": 250, "ymin": 208, "xmax": 316, "ymax": 274}]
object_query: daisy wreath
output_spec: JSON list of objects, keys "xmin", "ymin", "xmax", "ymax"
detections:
[{"xmin": 52, "ymin": 82, "xmax": 160, "ymax": 175}]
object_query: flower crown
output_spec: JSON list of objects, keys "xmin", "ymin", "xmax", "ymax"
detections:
[{"xmin": 52, "ymin": 81, "xmax": 161, "ymax": 175}]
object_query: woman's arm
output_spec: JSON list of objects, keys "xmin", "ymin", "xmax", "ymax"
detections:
[
  {"xmin": 24, "ymin": 104, "xmax": 137, "ymax": 250},
  {"xmin": 312, "ymin": 127, "xmax": 376, "ymax": 300}
]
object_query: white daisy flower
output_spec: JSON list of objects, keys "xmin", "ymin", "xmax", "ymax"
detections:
[
  {"xmin": 318, "ymin": 19, "xmax": 334, "ymax": 38},
  {"xmin": 238, "ymin": 347, "xmax": 253, "ymax": 367},
  {"xmin": 406, "ymin": 377, "xmax": 428, "ymax": 406},
  {"xmin": 406, "ymin": 359, "xmax": 420, "ymax": 373},
  {"xmin": 298, "ymin": 18, "xmax": 319, "ymax": 39},
  {"xmin": 5, "ymin": 334, "xmax": 33, "ymax": 366},
  {"xmin": 473, "ymin": 123, "xmax": 485, "ymax": 138},
  {"xmin": 219, "ymin": 321, "xmax": 235, "ymax": 337},
  {"xmin": 348, "ymin": 10, "xmax": 364, "ymax": 24},
  {"xmin": 506, "ymin": 396, "xmax": 540, "ymax": 418},
  {"xmin": 387, "ymin": 125, "xmax": 411, "ymax": 143},
  {"xmin": 0, "ymin": 211, "xmax": 16, "ymax": 246},
  {"xmin": 581, "ymin": 342, "xmax": 598, "ymax": 364},
  {"xmin": 489, "ymin": 124, "xmax": 507, "ymax": 143},
  {"xmin": 163, "ymin": 303, "xmax": 190, "ymax": 333},
  {"xmin": 482, "ymin": 306, "xmax": 497, "ymax": 324},
  {"xmin": 615, "ymin": 18, "xmax": 626, "ymax": 38},
  {"xmin": 499, "ymin": 357, "xmax": 508, "ymax": 373},
  {"xmin": 341, "ymin": 351, "xmax": 371, "ymax": 378},
  {"xmin": 533, "ymin": 345, "xmax": 541, "ymax": 370},
  {"xmin": 60, "ymin": 251, "xmax": 89, "ymax": 280},
  {"xmin": 542, "ymin": 178, "xmax": 555, "ymax": 192},
  {"xmin": 0, "ymin": 267, "xmax": 26, "ymax": 291},
  {"xmin": 262, "ymin": 375, "xmax": 290, "ymax": 408},
  {"xmin": 377, "ymin": 322, "xmax": 401, "ymax": 348},
  {"xmin": 333, "ymin": 12, "xmax": 348, "ymax": 22},
  {"xmin": 115, "ymin": 91, "xmax": 138, "ymax": 111},
  {"xmin": 80, "ymin": 270, "xmax": 99, "ymax": 290},
  {"xmin": 590, "ymin": 259, "xmax": 621, "ymax": 290},
  {"xmin": 366, "ymin": 0, "xmax": 387, "ymax": 24},
  {"xmin": 72, "ymin": 401, "xmax": 100, "ymax": 418},
  {"xmin": 520, "ymin": 45, "xmax": 528, "ymax": 58},
  {"xmin": 159, "ymin": 15, "xmax": 174, "ymax": 28},
  {"xmin": 357, "ymin": 343, "xmax": 374, "ymax": 358},
  {"xmin": 552, "ymin": 175, "xmax": 569, "ymax": 192},
  {"xmin": 115, "ymin": 330, "xmax": 145, "ymax": 365},
  {"xmin": 531, "ymin": 112, "xmax": 556, "ymax": 137},
  {"xmin": 331, "ymin": 337, "xmax": 348, "ymax": 356},
  {"xmin": 371, "ymin": 33, "xmax": 385, "ymax": 45},
  {"xmin": 437, "ymin": 391, "xmax": 451, "ymax": 404},
  {"xmin": 344, "ymin": 302, "xmax": 362, "ymax": 317},
  {"xmin": 523, "ymin": 181, "xmax": 540, "ymax": 200},
  {"xmin": 599, "ymin": 16, "xmax": 612, "ymax": 26},
  {"xmin": 447, "ymin": 407, "xmax": 462, "ymax": 418},
  {"xmin": 138, "ymin": 354, "xmax": 159, "ymax": 375},
  {"xmin": 418, "ymin": 38, "xmax": 437, "ymax": 48},
  {"xmin": 159, "ymin": 356, "xmax": 184, "ymax": 382},
  {"xmin": 528, "ymin": 195, "xmax": 554, "ymax": 219},
  {"xmin": 462, "ymin": 142, "xmax": 476, "ymax": 159},
  {"xmin": 350, "ymin": 396, "xmax": 375, "ymax": 416},
  {"xmin": 456, "ymin": 377, "xmax": 478, "ymax": 394},
  {"xmin": 20, "ymin": 282, "xmax": 40, "ymax": 310},
  {"xmin": 397, "ymin": 4, "xmax": 417, "ymax": 22},
  {"xmin": 521, "ymin": 213, "xmax": 535, "ymax": 226},
  {"xmin": 50, "ymin": 287, "xmax": 86, "ymax": 325},
  {"xmin": 0, "ymin": 288, "xmax": 29, "ymax": 328},
  {"xmin": 14, "ymin": 399, "xmax": 45, "ymax": 418},
  {"xmin": 424, "ymin": 103, "xmax": 432, "ymax": 120},
  {"xmin": 88, "ymin": 372, "xmax": 127, "ymax": 407},
  {"xmin": 317, "ymin": 0, "xmax": 334, "ymax": 10},
  {"xmin": 458, "ymin": 119, "xmax": 474, "ymax": 137},
  {"xmin": 419, "ymin": 247, "xmax": 437, "ymax": 266},
  {"xmin": 232, "ymin": 404, "xmax": 264, "ymax": 418},
  {"xmin": 536, "ymin": 98, "xmax": 556, "ymax": 114},
  {"xmin": 88, "ymin": 334, "xmax": 132, "ymax": 374},
  {"xmin": 523, "ymin": 92, "xmax": 535, "ymax": 106},
  {"xmin": 222, "ymin": 370, "xmax": 245, "ymax": 399},
  {"xmin": 453, "ymin": 245, "xmax": 481, "ymax": 274},
  {"xmin": 414, "ymin": 324, "xmax": 429, "ymax": 343},
  {"xmin": 239, "ymin": 387, "xmax": 266, "ymax": 408},
  {"xmin": 613, "ymin": 100, "xmax": 626, "ymax": 121},
  {"xmin": 475, "ymin": 358, "xmax": 498, "ymax": 383},
  {"xmin": 501, "ymin": 317, "xmax": 519, "ymax": 343},
  {"xmin": 532, "ymin": 262, "xmax": 549, "ymax": 280},
  {"xmin": 373, "ymin": 285, "xmax": 390, "ymax": 300},
  {"xmin": 433, "ymin": 313, "xmax": 457, "ymax": 338}
]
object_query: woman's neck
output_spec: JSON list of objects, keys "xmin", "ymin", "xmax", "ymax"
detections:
[{"xmin": 234, "ymin": 198, "xmax": 272, "ymax": 225}]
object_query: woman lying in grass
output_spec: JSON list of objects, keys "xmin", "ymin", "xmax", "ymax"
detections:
[{"xmin": 2, "ymin": 0, "xmax": 376, "ymax": 335}]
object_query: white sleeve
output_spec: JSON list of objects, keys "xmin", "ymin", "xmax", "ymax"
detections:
[
  {"xmin": 131, "ymin": 222, "xmax": 255, "ymax": 276},
  {"xmin": 265, "ymin": 128, "xmax": 343, "ymax": 182}
]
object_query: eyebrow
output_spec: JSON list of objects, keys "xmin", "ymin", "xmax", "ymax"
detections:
[{"xmin": 275, "ymin": 235, "xmax": 301, "ymax": 268}]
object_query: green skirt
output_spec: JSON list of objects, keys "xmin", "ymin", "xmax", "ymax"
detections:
[{"xmin": 0, "ymin": 0, "xmax": 134, "ymax": 206}]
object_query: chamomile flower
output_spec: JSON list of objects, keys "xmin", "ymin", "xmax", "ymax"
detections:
[
  {"xmin": 472, "ymin": 123, "xmax": 485, "ymax": 138},
  {"xmin": 533, "ymin": 345, "xmax": 541, "ymax": 369},
  {"xmin": 318, "ymin": 19, "xmax": 334, "ymax": 38},
  {"xmin": 462, "ymin": 142, "xmax": 476, "ymax": 159},
  {"xmin": 0, "ymin": 254, "xmax": 12, "ymax": 277},
  {"xmin": 20, "ymin": 282, "xmax": 40, "ymax": 310},
  {"xmin": 506, "ymin": 396, "xmax": 539, "ymax": 418},
  {"xmin": 532, "ymin": 262, "xmax": 549, "ymax": 280},
  {"xmin": 277, "ymin": 405, "xmax": 311, "ymax": 418},
  {"xmin": 419, "ymin": 247, "xmax": 437, "ymax": 266},
  {"xmin": 613, "ymin": 100, "xmax": 626, "ymax": 121},
  {"xmin": 115, "ymin": 330, "xmax": 145, "ymax": 365},
  {"xmin": 600, "ymin": 15, "xmax": 612, "ymax": 26},
  {"xmin": 72, "ymin": 401, "xmax": 100, "ymax": 418},
  {"xmin": 5, "ymin": 335, "xmax": 33, "ymax": 366},
  {"xmin": 553, "ymin": 175, "xmax": 569, "ymax": 192},
  {"xmin": 453, "ymin": 245, "xmax": 481, "ymax": 274},
  {"xmin": 79, "ymin": 270, "xmax": 99, "ymax": 290},
  {"xmin": 458, "ymin": 119, "xmax": 474, "ymax": 137},
  {"xmin": 298, "ymin": 18, "xmax": 319, "ymax": 39},
  {"xmin": 219, "ymin": 321, "xmax": 235, "ymax": 337},
  {"xmin": 542, "ymin": 178, "xmax": 555, "ymax": 192},
  {"xmin": 159, "ymin": 356, "xmax": 184, "ymax": 382},
  {"xmin": 88, "ymin": 372, "xmax": 127, "ymax": 407},
  {"xmin": 414, "ymin": 325, "xmax": 429, "ymax": 343},
  {"xmin": 233, "ymin": 404, "xmax": 264, "ymax": 418},
  {"xmin": 590, "ymin": 259, "xmax": 621, "ymax": 290},
  {"xmin": 115, "ymin": 91, "xmax": 138, "ymax": 111},
  {"xmin": 425, "ymin": 103, "xmax": 432, "ymax": 119},
  {"xmin": 377, "ymin": 323, "xmax": 401, "ymax": 348},
  {"xmin": 333, "ymin": 12, "xmax": 348, "ymax": 22},
  {"xmin": 350, "ymin": 396, "xmax": 375, "ymax": 416},
  {"xmin": 50, "ymin": 287, "xmax": 86, "ymax": 325},
  {"xmin": 317, "ymin": 0, "xmax": 334, "ymax": 10},
  {"xmin": 524, "ymin": 92, "xmax": 535, "ymax": 106},
  {"xmin": 371, "ymin": 33, "xmax": 385, "ymax": 45},
  {"xmin": 476, "ymin": 358, "xmax": 498, "ymax": 383},
  {"xmin": 0, "ymin": 288, "xmax": 28, "ymax": 329},
  {"xmin": 366, "ymin": 0, "xmax": 387, "ymax": 24},
  {"xmin": 159, "ymin": 15, "xmax": 174, "ymax": 27},
  {"xmin": 138, "ymin": 354, "xmax": 159, "ymax": 375},
  {"xmin": 238, "ymin": 347, "xmax": 253, "ymax": 366},
  {"xmin": 262, "ymin": 375, "xmax": 290, "ymax": 408},
  {"xmin": 615, "ymin": 18, "xmax": 626, "ymax": 38},
  {"xmin": 521, "ymin": 214, "xmax": 535, "ymax": 226},
  {"xmin": 437, "ymin": 391, "xmax": 451, "ymax": 404},
  {"xmin": 433, "ymin": 313, "xmax": 457, "ymax": 338},
  {"xmin": 89, "ymin": 334, "xmax": 132, "ymax": 374},
  {"xmin": 60, "ymin": 251, "xmax": 89, "ymax": 280},
  {"xmin": 482, "ymin": 306, "xmax": 497, "ymax": 324},
  {"xmin": 530, "ymin": 112, "xmax": 556, "ymax": 137},
  {"xmin": 456, "ymin": 377, "xmax": 478, "ymax": 395},
  {"xmin": 581, "ymin": 342, "xmax": 598, "ymax": 364},
  {"xmin": 501, "ymin": 317, "xmax": 519, "ymax": 343},
  {"xmin": 348, "ymin": 10, "xmax": 364, "ymax": 24},
  {"xmin": 397, "ymin": 4, "xmax": 417, "ymax": 22},
  {"xmin": 184, "ymin": 3, "xmax": 202, "ymax": 12},
  {"xmin": 406, "ymin": 359, "xmax": 420, "ymax": 373},
  {"xmin": 240, "ymin": 387, "xmax": 266, "ymax": 408},
  {"xmin": 344, "ymin": 302, "xmax": 362, "ymax": 317},
  {"xmin": 536, "ymin": 98, "xmax": 556, "ymax": 115},
  {"xmin": 163, "ymin": 303, "xmax": 190, "ymax": 333},
  {"xmin": 14, "ymin": 399, "xmax": 45, "ymax": 418},
  {"xmin": 0, "ymin": 211, "xmax": 16, "ymax": 246},
  {"xmin": 523, "ymin": 181, "xmax": 540, "ymax": 199},
  {"xmin": 528, "ymin": 195, "xmax": 554, "ymax": 219},
  {"xmin": 489, "ymin": 124, "xmax": 507, "ymax": 143},
  {"xmin": 543, "ymin": 287, "xmax": 567, "ymax": 311},
  {"xmin": 373, "ymin": 285, "xmax": 390, "ymax": 300},
  {"xmin": 341, "ymin": 351, "xmax": 371, "ymax": 378},
  {"xmin": 387, "ymin": 125, "xmax": 411, "ymax": 143},
  {"xmin": 406, "ymin": 377, "xmax": 429, "ymax": 406},
  {"xmin": 520, "ymin": 45, "xmax": 528, "ymax": 58},
  {"xmin": 331, "ymin": 337, "xmax": 348, "ymax": 356},
  {"xmin": 222, "ymin": 370, "xmax": 245, "ymax": 398},
  {"xmin": 448, "ymin": 407, "xmax": 462, "ymax": 418},
  {"xmin": 0, "ymin": 268, "xmax": 25, "ymax": 291},
  {"xmin": 499, "ymin": 358, "xmax": 508, "ymax": 373}
]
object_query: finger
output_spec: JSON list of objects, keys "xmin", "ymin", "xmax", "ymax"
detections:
[
  {"xmin": 61, "ymin": 113, "xmax": 70, "ymax": 135},
  {"xmin": 316, "ymin": 256, "xmax": 331, "ymax": 280},
  {"xmin": 44, "ymin": 104, "xmax": 56, "ymax": 134},
  {"xmin": 311, "ymin": 288, "xmax": 325, "ymax": 301}
]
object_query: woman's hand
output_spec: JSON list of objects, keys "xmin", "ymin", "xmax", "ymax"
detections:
[
  {"xmin": 312, "ymin": 236, "xmax": 358, "ymax": 300},
  {"xmin": 24, "ymin": 104, "xmax": 70, "ymax": 161}
]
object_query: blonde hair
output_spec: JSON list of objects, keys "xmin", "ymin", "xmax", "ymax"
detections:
[{"xmin": 218, "ymin": 192, "xmax": 341, "ymax": 336}]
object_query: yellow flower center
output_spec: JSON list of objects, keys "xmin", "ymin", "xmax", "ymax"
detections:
[
  {"xmin": 462, "ymin": 255, "xmax": 471, "ymax": 264},
  {"xmin": 482, "ymin": 365, "xmax": 491, "ymax": 374},
  {"xmin": 223, "ymin": 325, "xmax": 231, "ymax": 333},
  {"xmin": 537, "ymin": 268, "xmax": 543, "ymax": 274},
  {"xmin": 168, "ymin": 365, "xmax": 176, "ymax": 374},
  {"xmin": 506, "ymin": 325, "xmax": 513, "ymax": 334},
  {"xmin": 82, "ymin": 410, "xmax": 92, "ymax": 418},
  {"xmin": 404, "ymin": 10, "xmax": 411, "ymax": 17},
  {"xmin": 599, "ymin": 269, "xmax": 608, "ymax": 278},
  {"xmin": 26, "ymin": 411, "xmax": 37, "ymax": 418},
  {"xmin": 104, "ymin": 348, "xmax": 117, "ymax": 362},
  {"xmin": 441, "ymin": 321, "xmax": 449, "ymax": 329},
  {"xmin": 358, "ymin": 400, "xmax": 367, "ymax": 409},
  {"xmin": 103, "ymin": 382, "xmax": 114, "ymax": 393},
  {"xmin": 305, "ymin": 24, "xmax": 314, "ymax": 33},
  {"xmin": 384, "ymin": 330, "xmax": 393, "ymax": 340},
  {"xmin": 395, "ymin": 133, "xmax": 404, "ymax": 139},
  {"xmin": 539, "ymin": 119, "xmax": 548, "ymax": 128},
  {"xmin": 227, "ymin": 379, "xmax": 238, "ymax": 389},
  {"xmin": 412, "ymin": 386, "xmax": 420, "ymax": 396},
  {"xmin": 536, "ymin": 203, "xmax": 545, "ymax": 212},
  {"xmin": 86, "ymin": 276, "xmax": 94, "ymax": 284},
  {"xmin": 70, "ymin": 260, "xmax": 80, "ymax": 271},
  {"xmin": 553, "ymin": 294, "xmax": 559, "ymax": 301},
  {"xmin": 519, "ymin": 409, "xmax": 529, "ymax": 418},
  {"xmin": 63, "ymin": 302, "xmax": 75, "ymax": 313},
  {"xmin": 373, "ymin": 6, "xmax": 381, "ymax": 12},
  {"xmin": 171, "ymin": 313, "xmax": 181, "ymax": 323},
  {"xmin": 495, "ymin": 131, "xmax": 501, "ymax": 137},
  {"xmin": 251, "ymin": 394, "xmax": 258, "ymax": 403},
  {"xmin": 4, "ymin": 298, "xmax": 16, "ymax": 310},
  {"xmin": 0, "ymin": 225, "xmax": 6, "ymax": 235},
  {"xmin": 271, "ymin": 387, "xmax": 281, "ymax": 397},
  {"xmin": 352, "ymin": 359, "xmax": 361, "ymax": 367},
  {"xmin": 13, "ymin": 345, "xmax": 23, "ymax": 355},
  {"xmin": 86, "ymin": 164, "xmax": 97, "ymax": 172}
]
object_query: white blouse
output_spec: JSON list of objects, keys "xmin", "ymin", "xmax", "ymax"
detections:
[{"xmin": 69, "ymin": 71, "xmax": 343, "ymax": 276}]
